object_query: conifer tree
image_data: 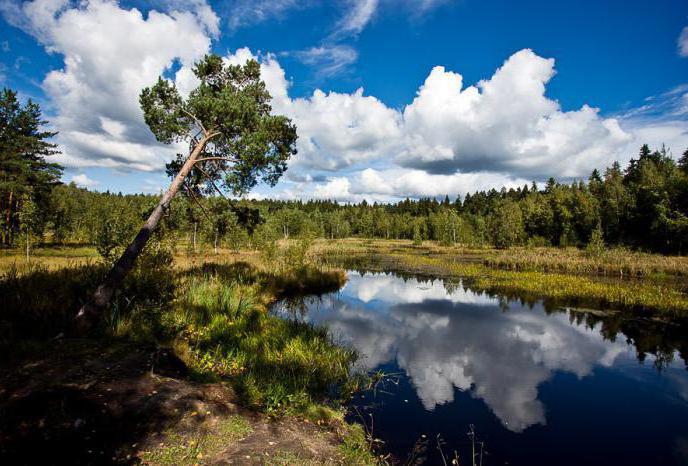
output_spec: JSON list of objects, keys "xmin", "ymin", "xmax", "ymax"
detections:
[
  {"xmin": 77, "ymin": 55, "xmax": 297, "ymax": 329},
  {"xmin": 0, "ymin": 88, "xmax": 61, "ymax": 246}
]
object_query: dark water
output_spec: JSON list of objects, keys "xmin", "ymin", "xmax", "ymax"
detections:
[{"xmin": 274, "ymin": 270, "xmax": 688, "ymax": 466}]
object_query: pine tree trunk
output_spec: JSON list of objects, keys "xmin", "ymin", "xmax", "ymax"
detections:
[
  {"xmin": 214, "ymin": 229, "xmax": 218, "ymax": 254},
  {"xmin": 76, "ymin": 135, "xmax": 211, "ymax": 331}
]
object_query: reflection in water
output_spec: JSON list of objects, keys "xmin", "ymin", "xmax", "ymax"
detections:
[
  {"xmin": 288, "ymin": 272, "xmax": 631, "ymax": 431},
  {"xmin": 274, "ymin": 271, "xmax": 688, "ymax": 465}
]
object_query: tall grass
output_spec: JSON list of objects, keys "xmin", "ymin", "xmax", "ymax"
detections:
[
  {"xmin": 482, "ymin": 246, "xmax": 688, "ymax": 278},
  {"xmin": 0, "ymin": 262, "xmax": 106, "ymax": 342},
  {"xmin": 0, "ymin": 246, "xmax": 357, "ymax": 417},
  {"xmin": 167, "ymin": 264, "xmax": 356, "ymax": 415},
  {"xmin": 315, "ymin": 239, "xmax": 688, "ymax": 317}
]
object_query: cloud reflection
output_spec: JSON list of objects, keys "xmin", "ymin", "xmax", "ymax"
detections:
[{"xmin": 304, "ymin": 272, "xmax": 630, "ymax": 432}]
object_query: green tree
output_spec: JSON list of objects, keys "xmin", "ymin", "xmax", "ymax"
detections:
[
  {"xmin": 0, "ymin": 88, "xmax": 61, "ymax": 246},
  {"xmin": 585, "ymin": 223, "xmax": 606, "ymax": 258},
  {"xmin": 679, "ymin": 148, "xmax": 688, "ymax": 175},
  {"xmin": 488, "ymin": 200, "xmax": 525, "ymax": 248},
  {"xmin": 77, "ymin": 55, "xmax": 298, "ymax": 329}
]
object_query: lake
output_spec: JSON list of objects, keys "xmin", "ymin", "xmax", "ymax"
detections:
[{"xmin": 274, "ymin": 270, "xmax": 688, "ymax": 465}]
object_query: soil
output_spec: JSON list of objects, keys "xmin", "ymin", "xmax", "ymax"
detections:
[{"xmin": 0, "ymin": 339, "xmax": 352, "ymax": 465}]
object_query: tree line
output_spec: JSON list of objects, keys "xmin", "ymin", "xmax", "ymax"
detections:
[{"xmin": 2, "ymin": 144, "xmax": 686, "ymax": 254}]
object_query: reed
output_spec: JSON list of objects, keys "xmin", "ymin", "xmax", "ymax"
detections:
[{"xmin": 314, "ymin": 239, "xmax": 688, "ymax": 317}]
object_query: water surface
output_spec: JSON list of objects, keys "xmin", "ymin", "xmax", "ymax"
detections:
[{"xmin": 275, "ymin": 271, "xmax": 688, "ymax": 465}]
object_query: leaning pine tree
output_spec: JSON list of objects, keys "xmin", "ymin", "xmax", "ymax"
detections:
[{"xmin": 76, "ymin": 55, "xmax": 297, "ymax": 330}]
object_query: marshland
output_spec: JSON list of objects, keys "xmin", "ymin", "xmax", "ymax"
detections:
[{"xmin": 2, "ymin": 2, "xmax": 688, "ymax": 464}]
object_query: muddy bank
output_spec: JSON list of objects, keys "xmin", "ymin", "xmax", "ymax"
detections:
[{"xmin": 0, "ymin": 340, "xmax": 363, "ymax": 465}]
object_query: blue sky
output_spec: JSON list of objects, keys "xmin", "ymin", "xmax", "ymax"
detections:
[{"xmin": 1, "ymin": 0, "xmax": 687, "ymax": 201}]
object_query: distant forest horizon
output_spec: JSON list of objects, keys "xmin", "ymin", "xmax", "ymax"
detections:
[{"xmin": 6, "ymin": 144, "xmax": 688, "ymax": 255}]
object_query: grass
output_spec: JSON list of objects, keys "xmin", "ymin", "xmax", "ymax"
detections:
[
  {"xmin": 168, "ymin": 263, "xmax": 357, "ymax": 414},
  {"xmin": 0, "ymin": 244, "xmax": 99, "ymax": 272},
  {"xmin": 313, "ymin": 238, "xmax": 688, "ymax": 317},
  {"xmin": 140, "ymin": 415, "xmax": 253, "ymax": 466},
  {"xmin": 482, "ymin": 246, "xmax": 688, "ymax": 278},
  {"xmin": 0, "ymin": 252, "xmax": 356, "ymax": 409},
  {"xmin": 0, "ymin": 242, "xmax": 378, "ymax": 462},
  {"xmin": 260, "ymin": 423, "xmax": 380, "ymax": 466}
]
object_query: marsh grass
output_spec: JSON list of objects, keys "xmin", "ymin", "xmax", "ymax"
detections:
[
  {"xmin": 314, "ymin": 239, "xmax": 688, "ymax": 317},
  {"xmin": 0, "ymin": 244, "xmax": 358, "ymax": 416},
  {"xmin": 168, "ymin": 263, "xmax": 357, "ymax": 415},
  {"xmin": 482, "ymin": 246, "xmax": 688, "ymax": 278},
  {"xmin": 0, "ymin": 262, "xmax": 104, "ymax": 342},
  {"xmin": 0, "ymin": 243, "xmax": 378, "ymax": 462},
  {"xmin": 0, "ymin": 245, "xmax": 100, "ymax": 272}
]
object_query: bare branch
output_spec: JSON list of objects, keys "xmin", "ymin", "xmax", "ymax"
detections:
[
  {"xmin": 196, "ymin": 166, "xmax": 238, "ymax": 208},
  {"xmin": 194, "ymin": 157, "xmax": 233, "ymax": 164},
  {"xmin": 179, "ymin": 107, "xmax": 207, "ymax": 134},
  {"xmin": 183, "ymin": 182, "xmax": 212, "ymax": 222}
]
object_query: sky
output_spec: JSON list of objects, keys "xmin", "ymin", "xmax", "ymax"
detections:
[{"xmin": 1, "ymin": 0, "xmax": 687, "ymax": 202}]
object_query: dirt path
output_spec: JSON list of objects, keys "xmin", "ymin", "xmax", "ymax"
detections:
[{"xmin": 0, "ymin": 340, "xmax": 359, "ymax": 465}]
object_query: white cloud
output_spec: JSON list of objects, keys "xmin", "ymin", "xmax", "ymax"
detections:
[
  {"xmin": 275, "ymin": 167, "xmax": 531, "ymax": 202},
  {"xmin": 226, "ymin": 47, "xmax": 685, "ymax": 201},
  {"xmin": 612, "ymin": 85, "xmax": 688, "ymax": 160},
  {"xmin": 222, "ymin": 48, "xmax": 402, "ymax": 172},
  {"xmin": 352, "ymin": 168, "xmax": 529, "ymax": 198},
  {"xmin": 229, "ymin": 48, "xmax": 642, "ymax": 183},
  {"xmin": 5, "ymin": 0, "xmax": 214, "ymax": 171},
  {"xmin": 293, "ymin": 44, "xmax": 358, "ymax": 77},
  {"xmin": 679, "ymin": 26, "xmax": 688, "ymax": 57},
  {"xmin": 288, "ymin": 88, "xmax": 403, "ymax": 170},
  {"xmin": 226, "ymin": 0, "xmax": 310, "ymax": 30},
  {"xmin": 313, "ymin": 177, "xmax": 354, "ymax": 200},
  {"xmin": 400, "ymin": 49, "xmax": 633, "ymax": 178},
  {"xmin": 334, "ymin": 0, "xmax": 379, "ymax": 37},
  {"xmin": 69, "ymin": 173, "xmax": 98, "ymax": 187},
  {"xmin": 331, "ymin": 0, "xmax": 452, "ymax": 38}
]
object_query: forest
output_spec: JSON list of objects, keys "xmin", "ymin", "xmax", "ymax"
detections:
[{"xmin": 3, "ymin": 139, "xmax": 688, "ymax": 255}]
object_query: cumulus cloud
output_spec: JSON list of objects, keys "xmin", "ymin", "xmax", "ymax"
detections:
[
  {"xmin": 4, "ymin": 0, "xmax": 214, "ymax": 171},
  {"xmin": 69, "ymin": 173, "xmax": 98, "ymax": 188},
  {"xmin": 221, "ymin": 48, "xmax": 402, "ymax": 172},
  {"xmin": 313, "ymin": 177, "xmax": 354, "ymax": 200},
  {"xmin": 6, "ymin": 2, "xmax": 682, "ymax": 200},
  {"xmin": 223, "ymin": 47, "xmax": 643, "ymax": 201},
  {"xmin": 298, "ymin": 272, "xmax": 630, "ymax": 432},
  {"xmin": 351, "ymin": 168, "xmax": 529, "ymax": 197},
  {"xmin": 400, "ymin": 49, "xmax": 632, "ymax": 178}
]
